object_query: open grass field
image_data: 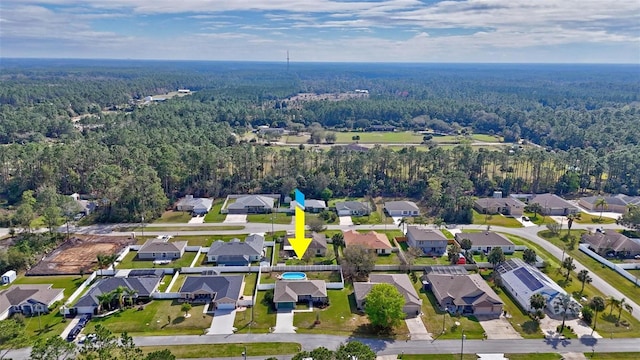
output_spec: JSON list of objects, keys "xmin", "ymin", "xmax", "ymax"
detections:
[
  {"xmin": 537, "ymin": 229, "xmax": 640, "ymax": 303},
  {"xmin": 135, "ymin": 235, "xmax": 215, "ymax": 247},
  {"xmin": 335, "ymin": 131, "xmax": 424, "ymax": 144},
  {"xmin": 524, "ymin": 212, "xmax": 557, "ymax": 226},
  {"xmin": 154, "ymin": 211, "xmax": 192, "ymax": 223},
  {"xmin": 472, "ymin": 210, "xmax": 523, "ymax": 228},
  {"xmin": 116, "ymin": 251, "xmax": 197, "ymax": 269},
  {"xmin": 352, "ymin": 211, "xmax": 394, "ymax": 225},
  {"xmin": 233, "ymin": 291, "xmax": 276, "ymax": 333},
  {"xmin": 327, "ymin": 197, "xmax": 366, "ymax": 208},
  {"xmin": 574, "ymin": 212, "xmax": 617, "ymax": 224},
  {"xmin": 294, "ymin": 287, "xmax": 411, "ymax": 339},
  {"xmin": 86, "ymin": 300, "xmax": 211, "ymax": 336},
  {"xmin": 247, "ymin": 212, "xmax": 292, "ymax": 224},
  {"xmin": 141, "ymin": 343, "xmax": 301, "ymax": 358},
  {"xmin": 203, "ymin": 200, "xmax": 227, "ymax": 223}
]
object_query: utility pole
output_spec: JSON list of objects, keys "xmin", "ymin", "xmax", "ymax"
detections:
[{"xmin": 460, "ymin": 330, "xmax": 466, "ymax": 360}]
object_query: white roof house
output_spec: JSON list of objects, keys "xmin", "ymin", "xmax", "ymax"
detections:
[
  {"xmin": 175, "ymin": 195, "xmax": 213, "ymax": 215},
  {"xmin": 496, "ymin": 259, "xmax": 581, "ymax": 316}
]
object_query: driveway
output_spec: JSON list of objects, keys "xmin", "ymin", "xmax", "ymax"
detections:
[
  {"xmin": 207, "ymin": 309, "xmax": 237, "ymax": 335},
  {"xmin": 405, "ymin": 316, "xmax": 432, "ymax": 340},
  {"xmin": 224, "ymin": 214, "xmax": 247, "ymax": 224},
  {"xmin": 476, "ymin": 315, "xmax": 522, "ymax": 339},
  {"xmin": 59, "ymin": 316, "xmax": 80, "ymax": 340},
  {"xmin": 339, "ymin": 216, "xmax": 353, "ymax": 226},
  {"xmin": 515, "ymin": 216, "xmax": 537, "ymax": 227},
  {"xmin": 188, "ymin": 216, "xmax": 205, "ymax": 224},
  {"xmin": 273, "ymin": 309, "xmax": 296, "ymax": 333},
  {"xmin": 539, "ymin": 314, "xmax": 601, "ymax": 339}
]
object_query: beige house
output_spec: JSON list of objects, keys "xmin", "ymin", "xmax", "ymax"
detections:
[
  {"xmin": 273, "ymin": 280, "xmax": 328, "ymax": 309},
  {"xmin": 343, "ymin": 230, "xmax": 393, "ymax": 254},
  {"xmin": 454, "ymin": 232, "xmax": 515, "ymax": 255},
  {"xmin": 474, "ymin": 197, "xmax": 525, "ymax": 217},
  {"xmin": 137, "ymin": 238, "xmax": 188, "ymax": 260},
  {"xmin": 578, "ymin": 194, "xmax": 640, "ymax": 214},
  {"xmin": 581, "ymin": 231, "xmax": 640, "ymax": 258},
  {"xmin": 1, "ymin": 284, "xmax": 64, "ymax": 320},
  {"xmin": 354, "ymin": 274, "xmax": 422, "ymax": 317},
  {"xmin": 284, "ymin": 232, "xmax": 328, "ymax": 257},
  {"xmin": 425, "ymin": 273, "xmax": 503, "ymax": 316}
]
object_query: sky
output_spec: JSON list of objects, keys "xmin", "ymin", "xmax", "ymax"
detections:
[{"xmin": 1, "ymin": 0, "xmax": 639, "ymax": 63}]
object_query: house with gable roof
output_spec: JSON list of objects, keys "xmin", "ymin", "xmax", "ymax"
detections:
[
  {"xmin": 353, "ymin": 273, "xmax": 422, "ymax": 317},
  {"xmin": 343, "ymin": 230, "xmax": 393, "ymax": 254},
  {"xmin": 207, "ymin": 234, "xmax": 265, "ymax": 265},
  {"xmin": 424, "ymin": 271, "xmax": 503, "ymax": 316},
  {"xmin": 273, "ymin": 280, "xmax": 328, "ymax": 309},
  {"xmin": 0, "ymin": 284, "xmax": 64, "ymax": 320},
  {"xmin": 175, "ymin": 195, "xmax": 213, "ymax": 215},
  {"xmin": 178, "ymin": 275, "xmax": 244, "ymax": 309},
  {"xmin": 137, "ymin": 237, "xmax": 188, "ymax": 260},
  {"xmin": 225, "ymin": 194, "xmax": 279, "ymax": 214}
]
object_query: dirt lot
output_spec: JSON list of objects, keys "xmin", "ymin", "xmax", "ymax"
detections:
[{"xmin": 27, "ymin": 235, "xmax": 135, "ymax": 275}]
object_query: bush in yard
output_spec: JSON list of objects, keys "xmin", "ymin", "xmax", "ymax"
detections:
[
  {"xmin": 581, "ymin": 306, "xmax": 594, "ymax": 325},
  {"xmin": 364, "ymin": 283, "xmax": 405, "ymax": 331}
]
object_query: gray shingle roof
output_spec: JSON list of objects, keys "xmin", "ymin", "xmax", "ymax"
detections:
[
  {"xmin": 384, "ymin": 201, "xmax": 419, "ymax": 212},
  {"xmin": 273, "ymin": 280, "xmax": 327, "ymax": 303},
  {"xmin": 335, "ymin": 201, "xmax": 371, "ymax": 212},
  {"xmin": 426, "ymin": 273, "xmax": 502, "ymax": 307},
  {"xmin": 530, "ymin": 193, "xmax": 577, "ymax": 210},
  {"xmin": 175, "ymin": 196, "xmax": 213, "ymax": 210},
  {"xmin": 454, "ymin": 232, "xmax": 514, "ymax": 247},
  {"xmin": 284, "ymin": 232, "xmax": 327, "ymax": 250},
  {"xmin": 406, "ymin": 226, "xmax": 447, "ymax": 241},
  {"xmin": 138, "ymin": 239, "xmax": 188, "ymax": 254},
  {"xmin": 1, "ymin": 285, "xmax": 64, "ymax": 314},
  {"xmin": 227, "ymin": 195, "xmax": 275, "ymax": 210},
  {"xmin": 75, "ymin": 277, "xmax": 161, "ymax": 307},
  {"xmin": 178, "ymin": 275, "xmax": 243, "ymax": 301},
  {"xmin": 580, "ymin": 194, "xmax": 640, "ymax": 207},
  {"xmin": 354, "ymin": 274, "xmax": 421, "ymax": 307},
  {"xmin": 581, "ymin": 232, "xmax": 640, "ymax": 253},
  {"xmin": 474, "ymin": 197, "xmax": 525, "ymax": 209},
  {"xmin": 290, "ymin": 199, "xmax": 327, "ymax": 210},
  {"xmin": 208, "ymin": 234, "xmax": 264, "ymax": 257}
]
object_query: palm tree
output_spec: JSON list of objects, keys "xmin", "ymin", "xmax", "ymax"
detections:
[
  {"xmin": 594, "ymin": 197, "xmax": 608, "ymax": 220},
  {"xmin": 577, "ymin": 269, "xmax": 592, "ymax": 296},
  {"xmin": 561, "ymin": 257, "xmax": 576, "ymax": 283},
  {"xmin": 460, "ymin": 238, "xmax": 473, "ymax": 258},
  {"xmin": 566, "ymin": 213, "xmax": 576, "ymax": 236},
  {"xmin": 530, "ymin": 293, "xmax": 546, "ymax": 320},
  {"xmin": 399, "ymin": 217, "xmax": 408, "ymax": 233},
  {"xmin": 589, "ymin": 296, "xmax": 606, "ymax": 334},
  {"xmin": 97, "ymin": 291, "xmax": 115, "ymax": 313},
  {"xmin": 523, "ymin": 248, "xmax": 537, "ymax": 265},
  {"xmin": 124, "ymin": 288, "xmax": 138, "ymax": 307},
  {"xmin": 558, "ymin": 294, "xmax": 572, "ymax": 333},
  {"xmin": 622, "ymin": 303, "xmax": 633, "ymax": 324},
  {"xmin": 113, "ymin": 286, "xmax": 126, "ymax": 309},
  {"xmin": 616, "ymin": 298, "xmax": 627, "ymax": 324},
  {"xmin": 607, "ymin": 296, "xmax": 620, "ymax": 316}
]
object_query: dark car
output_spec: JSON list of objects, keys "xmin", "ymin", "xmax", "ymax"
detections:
[
  {"xmin": 66, "ymin": 327, "xmax": 81, "ymax": 342},
  {"xmin": 78, "ymin": 314, "xmax": 91, "ymax": 327}
]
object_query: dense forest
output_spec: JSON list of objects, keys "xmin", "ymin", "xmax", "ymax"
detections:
[{"xmin": 0, "ymin": 60, "xmax": 639, "ymax": 225}]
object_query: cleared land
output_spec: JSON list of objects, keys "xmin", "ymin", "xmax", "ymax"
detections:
[
  {"xmin": 153, "ymin": 211, "xmax": 192, "ymax": 223},
  {"xmin": 27, "ymin": 235, "xmax": 135, "ymax": 275},
  {"xmin": 334, "ymin": 131, "xmax": 424, "ymax": 144}
]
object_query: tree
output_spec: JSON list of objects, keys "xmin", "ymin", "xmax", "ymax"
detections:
[
  {"xmin": 118, "ymin": 332, "xmax": 142, "ymax": 360},
  {"xmin": 293, "ymin": 347, "xmax": 334, "ymax": 360},
  {"xmin": 594, "ymin": 197, "xmax": 608, "ymax": 220},
  {"xmin": 97, "ymin": 291, "xmax": 115, "ymax": 313},
  {"xmin": 79, "ymin": 324, "xmax": 118, "ymax": 360},
  {"xmin": 529, "ymin": 293, "xmax": 546, "ymax": 320},
  {"xmin": 589, "ymin": 296, "xmax": 606, "ymax": 333},
  {"xmin": 459, "ymin": 238, "xmax": 472, "ymax": 257},
  {"xmin": 523, "ymin": 248, "xmax": 537, "ymax": 265},
  {"xmin": 607, "ymin": 296, "xmax": 620, "ymax": 316},
  {"xmin": 546, "ymin": 222, "xmax": 560, "ymax": 235},
  {"xmin": 96, "ymin": 253, "xmax": 117, "ymax": 270},
  {"xmin": 42, "ymin": 205, "xmax": 63, "ymax": 234},
  {"xmin": 30, "ymin": 335, "xmax": 76, "ymax": 360},
  {"xmin": 577, "ymin": 269, "xmax": 592, "ymax": 296},
  {"xmin": 621, "ymin": 303, "xmax": 633, "ymax": 324},
  {"xmin": 124, "ymin": 288, "xmax": 138, "ymax": 307},
  {"xmin": 341, "ymin": 245, "xmax": 375, "ymax": 281},
  {"xmin": 403, "ymin": 246, "xmax": 424, "ymax": 268},
  {"xmin": 331, "ymin": 233, "xmax": 344, "ymax": 248},
  {"xmin": 307, "ymin": 216, "xmax": 327, "ymax": 232},
  {"xmin": 0, "ymin": 318, "xmax": 26, "ymax": 359},
  {"xmin": 325, "ymin": 132, "xmax": 337, "ymax": 144},
  {"xmin": 566, "ymin": 213, "xmax": 576, "ymax": 236},
  {"xmin": 181, "ymin": 303, "xmax": 192, "ymax": 317},
  {"xmin": 616, "ymin": 298, "xmax": 628, "ymax": 324},
  {"xmin": 351, "ymin": 135, "xmax": 360, "ymax": 143},
  {"xmin": 619, "ymin": 205, "xmax": 640, "ymax": 229},
  {"xmin": 447, "ymin": 243, "xmax": 462, "ymax": 265},
  {"xmin": 561, "ymin": 257, "xmax": 576, "ymax": 282},
  {"xmin": 558, "ymin": 293, "xmax": 572, "ymax": 334},
  {"xmin": 336, "ymin": 341, "xmax": 376, "ymax": 360},
  {"xmin": 488, "ymin": 247, "xmax": 505, "ymax": 267},
  {"xmin": 144, "ymin": 349, "xmax": 176, "ymax": 360},
  {"xmin": 15, "ymin": 190, "xmax": 36, "ymax": 233},
  {"xmin": 525, "ymin": 203, "xmax": 543, "ymax": 218},
  {"xmin": 320, "ymin": 187, "xmax": 333, "ymax": 202},
  {"xmin": 364, "ymin": 283, "xmax": 405, "ymax": 330},
  {"xmin": 114, "ymin": 286, "xmax": 126, "ymax": 309}
]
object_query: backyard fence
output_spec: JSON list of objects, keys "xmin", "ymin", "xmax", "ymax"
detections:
[
  {"xmin": 152, "ymin": 292, "xmax": 180, "ymax": 299},
  {"xmin": 579, "ymin": 244, "xmax": 639, "ymax": 286},
  {"xmin": 65, "ymin": 271, "xmax": 97, "ymax": 305}
]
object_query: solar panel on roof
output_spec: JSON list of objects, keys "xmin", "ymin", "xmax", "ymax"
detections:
[{"xmin": 513, "ymin": 267, "xmax": 543, "ymax": 291}]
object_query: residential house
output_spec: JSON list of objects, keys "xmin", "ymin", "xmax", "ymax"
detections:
[
  {"xmin": 581, "ymin": 231, "xmax": 640, "ymax": 258},
  {"xmin": 0, "ymin": 284, "xmax": 64, "ymax": 320},
  {"xmin": 225, "ymin": 194, "xmax": 279, "ymax": 214},
  {"xmin": 273, "ymin": 280, "xmax": 328, "ymax": 309},
  {"xmin": 578, "ymin": 194, "xmax": 640, "ymax": 214},
  {"xmin": 423, "ymin": 272, "xmax": 503, "ymax": 316},
  {"xmin": 474, "ymin": 197, "xmax": 525, "ymax": 217},
  {"xmin": 454, "ymin": 232, "xmax": 515, "ymax": 255},
  {"xmin": 284, "ymin": 232, "xmax": 328, "ymax": 257},
  {"xmin": 178, "ymin": 275, "xmax": 244, "ymax": 309},
  {"xmin": 343, "ymin": 230, "xmax": 393, "ymax": 254},
  {"xmin": 529, "ymin": 194, "xmax": 579, "ymax": 216},
  {"xmin": 335, "ymin": 201, "xmax": 372, "ymax": 216},
  {"xmin": 175, "ymin": 195, "xmax": 213, "ymax": 215},
  {"xmin": 70, "ymin": 193, "xmax": 97, "ymax": 216},
  {"xmin": 72, "ymin": 274, "xmax": 162, "ymax": 315},
  {"xmin": 137, "ymin": 238, "xmax": 188, "ymax": 260},
  {"xmin": 1, "ymin": 270, "xmax": 17, "ymax": 285},
  {"xmin": 207, "ymin": 234, "xmax": 265, "ymax": 265},
  {"xmin": 384, "ymin": 201, "xmax": 420, "ymax": 217},
  {"xmin": 496, "ymin": 258, "xmax": 581, "ymax": 316},
  {"xmin": 354, "ymin": 274, "xmax": 422, "ymax": 317},
  {"xmin": 289, "ymin": 199, "xmax": 327, "ymax": 213},
  {"xmin": 406, "ymin": 226, "xmax": 448, "ymax": 256}
]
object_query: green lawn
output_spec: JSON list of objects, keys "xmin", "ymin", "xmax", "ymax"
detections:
[
  {"xmin": 247, "ymin": 212, "xmax": 292, "ymax": 224},
  {"xmin": 335, "ymin": 131, "xmax": 424, "ymax": 144},
  {"xmin": 203, "ymin": 200, "xmax": 227, "ymax": 223},
  {"xmin": 402, "ymin": 355, "xmax": 561, "ymax": 360},
  {"xmin": 283, "ymin": 244, "xmax": 338, "ymax": 265},
  {"xmin": 294, "ymin": 287, "xmax": 410, "ymax": 339},
  {"xmin": 524, "ymin": 212, "xmax": 557, "ymax": 226},
  {"xmin": 156, "ymin": 275, "xmax": 173, "ymax": 292},
  {"xmin": 410, "ymin": 272, "xmax": 485, "ymax": 339},
  {"xmin": 537, "ymin": 229, "xmax": 640, "ymax": 306},
  {"xmin": 154, "ymin": 211, "xmax": 192, "ymax": 223},
  {"xmin": 141, "ymin": 343, "xmax": 301, "ymax": 358},
  {"xmin": 86, "ymin": 300, "xmax": 211, "ymax": 336},
  {"xmin": 243, "ymin": 272, "xmax": 258, "ymax": 296},
  {"xmin": 440, "ymin": 229, "xmax": 454, "ymax": 239},
  {"xmin": 352, "ymin": 211, "xmax": 390, "ymax": 225},
  {"xmin": 375, "ymin": 253, "xmax": 401, "ymax": 265},
  {"xmin": 472, "ymin": 210, "xmax": 523, "ymax": 228},
  {"xmin": 116, "ymin": 251, "xmax": 197, "ymax": 269},
  {"xmin": 233, "ymin": 291, "xmax": 276, "ymax": 333},
  {"xmin": 574, "ymin": 212, "xmax": 617, "ymax": 224},
  {"xmin": 581, "ymin": 353, "xmax": 640, "ymax": 360}
]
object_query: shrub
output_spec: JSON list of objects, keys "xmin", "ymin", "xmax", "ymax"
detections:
[{"xmin": 581, "ymin": 306, "xmax": 594, "ymax": 324}]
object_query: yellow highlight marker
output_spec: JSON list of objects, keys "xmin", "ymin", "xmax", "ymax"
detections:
[{"xmin": 290, "ymin": 206, "xmax": 312, "ymax": 258}]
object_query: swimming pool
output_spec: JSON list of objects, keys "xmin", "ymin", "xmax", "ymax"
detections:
[{"xmin": 281, "ymin": 272, "xmax": 307, "ymax": 280}]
